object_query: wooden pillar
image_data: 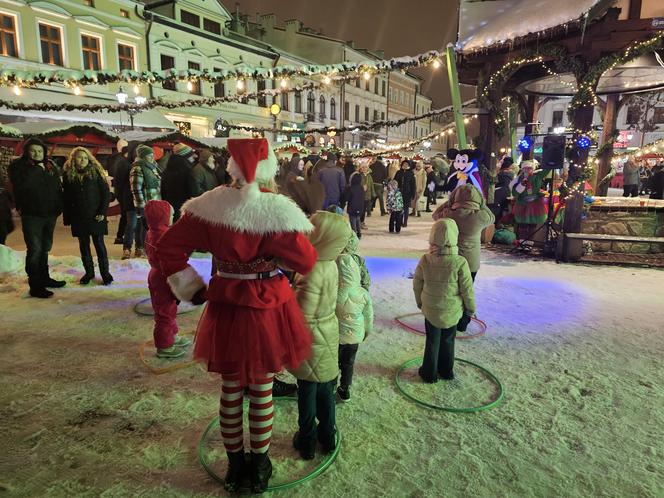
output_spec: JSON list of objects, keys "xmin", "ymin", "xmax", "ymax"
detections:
[
  {"xmin": 628, "ymin": 0, "xmax": 642, "ymax": 19},
  {"xmin": 595, "ymin": 93, "xmax": 619, "ymax": 196},
  {"xmin": 561, "ymin": 104, "xmax": 595, "ymax": 262},
  {"xmin": 522, "ymin": 94, "xmax": 538, "ymax": 160}
]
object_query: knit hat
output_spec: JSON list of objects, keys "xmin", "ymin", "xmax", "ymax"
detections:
[
  {"xmin": 198, "ymin": 149, "xmax": 214, "ymax": 164},
  {"xmin": 226, "ymin": 138, "xmax": 278, "ymax": 185},
  {"xmin": 327, "ymin": 152, "xmax": 337, "ymax": 163},
  {"xmin": 173, "ymin": 143, "xmax": 194, "ymax": 157},
  {"xmin": 116, "ymin": 138, "xmax": 128, "ymax": 153},
  {"xmin": 136, "ymin": 144, "xmax": 154, "ymax": 159},
  {"xmin": 500, "ymin": 157, "xmax": 514, "ymax": 169}
]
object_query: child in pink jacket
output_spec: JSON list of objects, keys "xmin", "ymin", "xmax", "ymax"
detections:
[{"xmin": 144, "ymin": 200, "xmax": 191, "ymax": 358}]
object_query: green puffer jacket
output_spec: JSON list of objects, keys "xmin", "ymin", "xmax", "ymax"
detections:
[
  {"xmin": 413, "ymin": 219, "xmax": 476, "ymax": 329},
  {"xmin": 434, "ymin": 185, "xmax": 494, "ymax": 273},
  {"xmin": 130, "ymin": 158, "xmax": 162, "ymax": 209},
  {"xmin": 290, "ymin": 211, "xmax": 352, "ymax": 383},
  {"xmin": 336, "ymin": 233, "xmax": 373, "ymax": 345}
]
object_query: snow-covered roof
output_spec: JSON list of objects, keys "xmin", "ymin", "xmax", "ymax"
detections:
[
  {"xmin": 457, "ymin": 0, "xmax": 615, "ymax": 53},
  {"xmin": 8, "ymin": 121, "xmax": 109, "ymax": 137}
]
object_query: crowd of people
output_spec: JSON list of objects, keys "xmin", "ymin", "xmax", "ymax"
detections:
[{"xmin": 620, "ymin": 158, "xmax": 664, "ymax": 199}]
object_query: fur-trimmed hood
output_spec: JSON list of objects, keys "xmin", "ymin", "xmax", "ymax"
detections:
[{"xmin": 181, "ymin": 184, "xmax": 313, "ymax": 235}]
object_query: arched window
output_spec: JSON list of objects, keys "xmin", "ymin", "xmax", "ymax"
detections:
[
  {"xmin": 319, "ymin": 95, "xmax": 326, "ymax": 119},
  {"xmin": 330, "ymin": 97, "xmax": 336, "ymax": 120},
  {"xmin": 294, "ymin": 91, "xmax": 302, "ymax": 113},
  {"xmin": 307, "ymin": 91, "xmax": 315, "ymax": 115}
]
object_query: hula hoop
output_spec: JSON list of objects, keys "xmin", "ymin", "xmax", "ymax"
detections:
[
  {"xmin": 133, "ymin": 297, "xmax": 200, "ymax": 316},
  {"xmin": 395, "ymin": 357, "xmax": 504, "ymax": 413},
  {"xmin": 394, "ymin": 312, "xmax": 487, "ymax": 339},
  {"xmin": 198, "ymin": 398, "xmax": 340, "ymax": 492},
  {"xmin": 138, "ymin": 331, "xmax": 197, "ymax": 375}
]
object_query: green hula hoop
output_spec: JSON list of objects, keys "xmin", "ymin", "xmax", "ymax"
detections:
[
  {"xmin": 395, "ymin": 357, "xmax": 504, "ymax": 413},
  {"xmin": 198, "ymin": 397, "xmax": 340, "ymax": 492},
  {"xmin": 132, "ymin": 297, "xmax": 199, "ymax": 316}
]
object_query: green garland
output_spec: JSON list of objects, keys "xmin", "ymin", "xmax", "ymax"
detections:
[{"xmin": 567, "ymin": 32, "xmax": 664, "ymax": 119}]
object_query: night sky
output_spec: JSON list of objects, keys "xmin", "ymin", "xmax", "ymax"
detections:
[{"xmin": 229, "ymin": 0, "xmax": 476, "ymax": 108}]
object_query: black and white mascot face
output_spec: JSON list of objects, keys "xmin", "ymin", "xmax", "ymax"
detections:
[{"xmin": 445, "ymin": 148, "xmax": 484, "ymax": 194}]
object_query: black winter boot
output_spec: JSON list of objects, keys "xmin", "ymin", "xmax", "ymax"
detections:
[
  {"xmin": 79, "ymin": 243, "xmax": 95, "ymax": 285},
  {"xmin": 98, "ymin": 256, "xmax": 113, "ymax": 285},
  {"xmin": 223, "ymin": 450, "xmax": 247, "ymax": 493},
  {"xmin": 272, "ymin": 378, "xmax": 297, "ymax": 397},
  {"xmin": 250, "ymin": 451, "xmax": 272, "ymax": 493}
]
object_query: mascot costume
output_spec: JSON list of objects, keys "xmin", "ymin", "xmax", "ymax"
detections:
[{"xmin": 445, "ymin": 148, "xmax": 484, "ymax": 196}]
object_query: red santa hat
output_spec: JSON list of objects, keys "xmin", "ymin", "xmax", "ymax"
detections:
[{"xmin": 226, "ymin": 138, "xmax": 278, "ymax": 185}]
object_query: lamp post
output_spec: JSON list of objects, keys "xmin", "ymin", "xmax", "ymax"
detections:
[
  {"xmin": 270, "ymin": 103, "xmax": 281, "ymax": 143},
  {"xmin": 116, "ymin": 86, "xmax": 146, "ymax": 131}
]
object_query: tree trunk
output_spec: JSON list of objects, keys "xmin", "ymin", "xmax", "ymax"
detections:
[
  {"xmin": 595, "ymin": 94, "xmax": 619, "ymax": 197},
  {"xmin": 561, "ymin": 104, "xmax": 595, "ymax": 262}
]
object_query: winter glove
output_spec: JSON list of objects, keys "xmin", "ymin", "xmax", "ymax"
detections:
[
  {"xmin": 191, "ymin": 287, "xmax": 207, "ymax": 306},
  {"xmin": 94, "ymin": 215, "xmax": 104, "ymax": 222}
]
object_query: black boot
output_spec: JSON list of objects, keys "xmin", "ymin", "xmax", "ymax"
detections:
[
  {"xmin": 45, "ymin": 277, "xmax": 66, "ymax": 288},
  {"xmin": 250, "ymin": 452, "xmax": 272, "ymax": 493},
  {"xmin": 79, "ymin": 254, "xmax": 95, "ymax": 285},
  {"xmin": 223, "ymin": 450, "xmax": 247, "ymax": 493},
  {"xmin": 272, "ymin": 378, "xmax": 297, "ymax": 397},
  {"xmin": 98, "ymin": 255, "xmax": 113, "ymax": 286},
  {"xmin": 29, "ymin": 287, "xmax": 53, "ymax": 298}
]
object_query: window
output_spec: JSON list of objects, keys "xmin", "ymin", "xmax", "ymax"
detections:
[
  {"xmin": 307, "ymin": 92, "xmax": 315, "ymax": 114},
  {"xmin": 374, "ymin": 78, "xmax": 379, "ymax": 94},
  {"xmin": 188, "ymin": 61, "xmax": 201, "ymax": 94},
  {"xmin": 281, "ymin": 91, "xmax": 289, "ymax": 111},
  {"xmin": 120, "ymin": 9, "xmax": 129, "ymax": 18},
  {"xmin": 354, "ymin": 104, "xmax": 359, "ymax": 123},
  {"xmin": 257, "ymin": 80, "xmax": 267, "ymax": 107},
  {"xmin": 552, "ymin": 110, "xmax": 564, "ymax": 127},
  {"xmin": 117, "ymin": 43, "xmax": 135, "ymax": 71},
  {"xmin": 330, "ymin": 98, "xmax": 336, "ymax": 120},
  {"xmin": 373, "ymin": 109, "xmax": 379, "ymax": 122},
  {"xmin": 381, "ymin": 111, "xmax": 385, "ymax": 120},
  {"xmin": 161, "ymin": 54, "xmax": 176, "ymax": 90},
  {"xmin": 344, "ymin": 101, "xmax": 349, "ymax": 121},
  {"xmin": 400, "ymin": 90, "xmax": 404, "ymax": 105},
  {"xmin": 212, "ymin": 67, "xmax": 224, "ymax": 98},
  {"xmin": 654, "ymin": 107, "xmax": 664, "ymax": 124},
  {"xmin": 84, "ymin": 0, "xmax": 94, "ymax": 6},
  {"xmin": 626, "ymin": 105, "xmax": 640, "ymax": 125},
  {"xmin": 319, "ymin": 95, "xmax": 326, "ymax": 119},
  {"xmin": 382, "ymin": 81, "xmax": 386, "ymax": 97},
  {"xmin": 295, "ymin": 91, "xmax": 302, "ymax": 113},
  {"xmin": 204, "ymin": 18, "xmax": 221, "ymax": 35},
  {"xmin": 0, "ymin": 13, "xmax": 18, "ymax": 57},
  {"xmin": 181, "ymin": 10, "xmax": 200, "ymax": 28},
  {"xmin": 39, "ymin": 23, "xmax": 63, "ymax": 66},
  {"xmin": 364, "ymin": 107, "xmax": 369, "ymax": 122},
  {"xmin": 365, "ymin": 79, "xmax": 370, "ymax": 91},
  {"xmin": 355, "ymin": 78, "xmax": 360, "ymax": 88}
]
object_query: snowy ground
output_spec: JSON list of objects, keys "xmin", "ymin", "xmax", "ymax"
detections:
[{"xmin": 1, "ymin": 211, "xmax": 663, "ymax": 498}]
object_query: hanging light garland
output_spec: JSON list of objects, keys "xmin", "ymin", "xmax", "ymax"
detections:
[
  {"xmin": 0, "ymin": 50, "xmax": 444, "ymax": 89},
  {"xmin": 611, "ymin": 137, "xmax": 664, "ymax": 160}
]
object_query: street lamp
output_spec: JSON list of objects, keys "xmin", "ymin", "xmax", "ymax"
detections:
[
  {"xmin": 116, "ymin": 86, "xmax": 145, "ymax": 130},
  {"xmin": 270, "ymin": 103, "xmax": 281, "ymax": 142}
]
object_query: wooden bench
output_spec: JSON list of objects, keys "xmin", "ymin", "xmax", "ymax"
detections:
[{"xmin": 565, "ymin": 233, "xmax": 664, "ymax": 244}]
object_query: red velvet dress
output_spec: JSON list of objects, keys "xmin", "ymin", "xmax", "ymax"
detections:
[{"xmin": 155, "ymin": 188, "xmax": 317, "ymax": 384}]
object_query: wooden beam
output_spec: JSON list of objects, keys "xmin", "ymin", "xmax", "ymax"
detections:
[
  {"xmin": 628, "ymin": 0, "xmax": 642, "ymax": 20},
  {"xmin": 595, "ymin": 93, "xmax": 619, "ymax": 197}
]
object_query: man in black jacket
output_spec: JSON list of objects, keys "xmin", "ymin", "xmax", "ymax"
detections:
[
  {"xmin": 8, "ymin": 138, "xmax": 65, "ymax": 298},
  {"xmin": 370, "ymin": 156, "xmax": 387, "ymax": 216},
  {"xmin": 108, "ymin": 143, "xmax": 130, "ymax": 244}
]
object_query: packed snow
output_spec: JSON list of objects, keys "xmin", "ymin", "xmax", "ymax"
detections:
[{"xmin": 1, "ymin": 212, "xmax": 663, "ymax": 497}]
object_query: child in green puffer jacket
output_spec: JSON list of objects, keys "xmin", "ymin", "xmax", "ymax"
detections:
[
  {"xmin": 413, "ymin": 218, "xmax": 475, "ymax": 382},
  {"xmin": 335, "ymin": 232, "xmax": 373, "ymax": 402}
]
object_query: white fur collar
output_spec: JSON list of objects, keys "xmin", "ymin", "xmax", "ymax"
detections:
[{"xmin": 181, "ymin": 184, "xmax": 313, "ymax": 234}]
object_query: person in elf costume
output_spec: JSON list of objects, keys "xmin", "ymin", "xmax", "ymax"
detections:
[
  {"xmin": 445, "ymin": 148, "xmax": 484, "ymax": 196},
  {"xmin": 155, "ymin": 138, "xmax": 317, "ymax": 494},
  {"xmin": 509, "ymin": 160, "xmax": 548, "ymax": 240}
]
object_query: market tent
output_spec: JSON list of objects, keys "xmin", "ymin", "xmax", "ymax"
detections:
[
  {"xmin": 117, "ymin": 130, "xmax": 219, "ymax": 151},
  {"xmin": 0, "ymin": 86, "xmax": 176, "ymax": 131}
]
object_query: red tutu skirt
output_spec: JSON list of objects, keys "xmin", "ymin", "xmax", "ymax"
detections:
[
  {"xmin": 513, "ymin": 195, "xmax": 548, "ymax": 225},
  {"xmin": 193, "ymin": 297, "xmax": 313, "ymax": 385}
]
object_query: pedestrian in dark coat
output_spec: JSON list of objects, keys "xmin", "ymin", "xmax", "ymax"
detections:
[
  {"xmin": 62, "ymin": 147, "xmax": 113, "ymax": 285},
  {"xmin": 649, "ymin": 164, "xmax": 664, "ymax": 200},
  {"xmin": 0, "ymin": 163, "xmax": 14, "ymax": 244},
  {"xmin": 343, "ymin": 172, "xmax": 365, "ymax": 238},
  {"xmin": 370, "ymin": 156, "xmax": 388, "ymax": 215},
  {"xmin": 8, "ymin": 137, "xmax": 64, "ymax": 298},
  {"xmin": 189, "ymin": 149, "xmax": 220, "ymax": 198},
  {"xmin": 393, "ymin": 160, "xmax": 416, "ymax": 227},
  {"xmin": 107, "ymin": 139, "xmax": 129, "ymax": 244},
  {"xmin": 343, "ymin": 156, "xmax": 357, "ymax": 184},
  {"xmin": 317, "ymin": 153, "xmax": 346, "ymax": 209},
  {"xmin": 161, "ymin": 143, "xmax": 195, "ymax": 221},
  {"xmin": 289, "ymin": 163, "xmax": 325, "ymax": 216}
]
